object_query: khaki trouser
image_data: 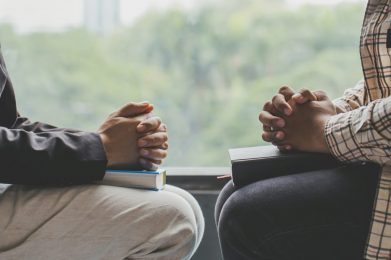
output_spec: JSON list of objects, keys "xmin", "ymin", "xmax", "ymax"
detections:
[{"xmin": 0, "ymin": 184, "xmax": 204, "ymax": 260}]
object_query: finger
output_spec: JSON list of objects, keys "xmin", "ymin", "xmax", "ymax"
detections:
[
  {"xmin": 263, "ymin": 125, "xmax": 272, "ymax": 131},
  {"xmin": 140, "ymin": 148, "xmax": 168, "ymax": 160},
  {"xmin": 142, "ymin": 142, "xmax": 169, "ymax": 151},
  {"xmin": 137, "ymin": 116, "xmax": 162, "ymax": 133},
  {"xmin": 263, "ymin": 101, "xmax": 280, "ymax": 116},
  {"xmin": 277, "ymin": 144, "xmax": 292, "ymax": 152},
  {"xmin": 261, "ymin": 130, "xmax": 285, "ymax": 142},
  {"xmin": 138, "ymin": 132, "xmax": 168, "ymax": 148},
  {"xmin": 139, "ymin": 158, "xmax": 159, "ymax": 171},
  {"xmin": 278, "ymin": 85, "xmax": 295, "ymax": 100},
  {"xmin": 272, "ymin": 94, "xmax": 293, "ymax": 116},
  {"xmin": 313, "ymin": 90, "xmax": 329, "ymax": 101},
  {"xmin": 272, "ymin": 140, "xmax": 288, "ymax": 147},
  {"xmin": 262, "ymin": 131, "xmax": 275, "ymax": 143},
  {"xmin": 292, "ymin": 89, "xmax": 317, "ymax": 104},
  {"xmin": 159, "ymin": 142, "xmax": 169, "ymax": 150},
  {"xmin": 156, "ymin": 123, "xmax": 167, "ymax": 133},
  {"xmin": 144, "ymin": 158, "xmax": 163, "ymax": 165},
  {"xmin": 139, "ymin": 124, "xmax": 168, "ymax": 139},
  {"xmin": 259, "ymin": 111, "xmax": 285, "ymax": 128},
  {"xmin": 116, "ymin": 102, "xmax": 154, "ymax": 117}
]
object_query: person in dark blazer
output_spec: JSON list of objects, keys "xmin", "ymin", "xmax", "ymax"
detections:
[{"xmin": 0, "ymin": 46, "xmax": 204, "ymax": 260}]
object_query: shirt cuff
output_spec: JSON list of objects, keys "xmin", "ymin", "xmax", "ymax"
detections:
[
  {"xmin": 324, "ymin": 109, "xmax": 368, "ymax": 163},
  {"xmin": 333, "ymin": 98, "xmax": 354, "ymax": 113},
  {"xmin": 82, "ymin": 132, "xmax": 108, "ymax": 180}
]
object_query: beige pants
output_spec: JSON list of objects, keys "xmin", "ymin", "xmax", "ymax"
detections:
[{"xmin": 0, "ymin": 184, "xmax": 204, "ymax": 260}]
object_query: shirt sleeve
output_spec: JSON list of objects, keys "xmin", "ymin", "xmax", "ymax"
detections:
[
  {"xmin": 325, "ymin": 95, "xmax": 391, "ymax": 166},
  {"xmin": 12, "ymin": 116, "xmax": 81, "ymax": 133},
  {"xmin": 0, "ymin": 125, "xmax": 108, "ymax": 185},
  {"xmin": 0, "ymin": 47, "xmax": 108, "ymax": 185},
  {"xmin": 333, "ymin": 79, "xmax": 367, "ymax": 113},
  {"xmin": 0, "ymin": 117, "xmax": 108, "ymax": 185}
]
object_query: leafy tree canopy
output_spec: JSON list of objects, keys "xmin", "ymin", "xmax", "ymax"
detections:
[{"xmin": 0, "ymin": 1, "xmax": 364, "ymax": 166}]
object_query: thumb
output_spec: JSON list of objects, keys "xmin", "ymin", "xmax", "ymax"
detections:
[{"xmin": 116, "ymin": 102, "xmax": 154, "ymax": 117}]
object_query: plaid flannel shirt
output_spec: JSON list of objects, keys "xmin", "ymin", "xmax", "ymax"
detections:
[{"xmin": 325, "ymin": 0, "xmax": 391, "ymax": 258}]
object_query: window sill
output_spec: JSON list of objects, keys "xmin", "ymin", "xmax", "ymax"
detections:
[{"xmin": 165, "ymin": 167, "xmax": 231, "ymax": 193}]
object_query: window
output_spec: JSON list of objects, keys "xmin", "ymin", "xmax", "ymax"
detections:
[{"xmin": 0, "ymin": 0, "xmax": 364, "ymax": 166}]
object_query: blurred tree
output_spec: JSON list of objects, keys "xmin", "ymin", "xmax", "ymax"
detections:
[{"xmin": 0, "ymin": 0, "xmax": 364, "ymax": 166}]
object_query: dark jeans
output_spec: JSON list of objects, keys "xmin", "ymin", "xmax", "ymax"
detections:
[{"xmin": 215, "ymin": 163, "xmax": 381, "ymax": 260}]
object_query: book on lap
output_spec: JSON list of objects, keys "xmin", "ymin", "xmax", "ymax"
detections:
[
  {"xmin": 229, "ymin": 145, "xmax": 343, "ymax": 188},
  {"xmin": 95, "ymin": 169, "xmax": 166, "ymax": 191}
]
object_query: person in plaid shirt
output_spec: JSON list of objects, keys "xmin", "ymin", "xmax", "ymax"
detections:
[
  {"xmin": 261, "ymin": 0, "xmax": 391, "ymax": 258},
  {"xmin": 216, "ymin": 0, "xmax": 390, "ymax": 259}
]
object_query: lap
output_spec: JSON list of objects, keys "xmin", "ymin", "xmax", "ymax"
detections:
[
  {"xmin": 216, "ymin": 163, "xmax": 380, "ymax": 260},
  {"xmin": 0, "ymin": 184, "xmax": 203, "ymax": 260},
  {"xmin": 217, "ymin": 162, "xmax": 379, "ymax": 222}
]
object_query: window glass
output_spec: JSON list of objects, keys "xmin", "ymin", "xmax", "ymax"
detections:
[{"xmin": 0, "ymin": 0, "xmax": 364, "ymax": 166}]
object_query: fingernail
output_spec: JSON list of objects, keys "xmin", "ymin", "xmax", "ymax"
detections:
[
  {"xmin": 285, "ymin": 145, "xmax": 292, "ymax": 150},
  {"xmin": 141, "ymin": 149, "xmax": 149, "ymax": 156},
  {"xmin": 276, "ymin": 120, "xmax": 285, "ymax": 128},
  {"xmin": 276, "ymin": 132, "xmax": 283, "ymax": 139},
  {"xmin": 284, "ymin": 108, "xmax": 291, "ymax": 116}
]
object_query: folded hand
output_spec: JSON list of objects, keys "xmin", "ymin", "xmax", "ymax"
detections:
[
  {"xmin": 98, "ymin": 102, "xmax": 168, "ymax": 170},
  {"xmin": 259, "ymin": 86, "xmax": 336, "ymax": 153}
]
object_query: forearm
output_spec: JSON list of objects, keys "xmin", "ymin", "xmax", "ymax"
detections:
[
  {"xmin": 0, "ymin": 127, "xmax": 107, "ymax": 185},
  {"xmin": 12, "ymin": 116, "xmax": 81, "ymax": 133},
  {"xmin": 333, "ymin": 79, "xmax": 366, "ymax": 113},
  {"xmin": 325, "ymin": 95, "xmax": 391, "ymax": 165}
]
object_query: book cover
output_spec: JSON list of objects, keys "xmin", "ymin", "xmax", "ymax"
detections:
[
  {"xmin": 229, "ymin": 145, "xmax": 343, "ymax": 188},
  {"xmin": 96, "ymin": 169, "xmax": 166, "ymax": 191}
]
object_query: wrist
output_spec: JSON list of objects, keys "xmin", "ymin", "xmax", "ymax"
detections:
[
  {"xmin": 99, "ymin": 133, "xmax": 113, "ymax": 168},
  {"xmin": 316, "ymin": 116, "xmax": 331, "ymax": 154}
]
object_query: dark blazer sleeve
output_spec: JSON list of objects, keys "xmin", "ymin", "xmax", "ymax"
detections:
[{"xmin": 0, "ymin": 46, "xmax": 107, "ymax": 185}]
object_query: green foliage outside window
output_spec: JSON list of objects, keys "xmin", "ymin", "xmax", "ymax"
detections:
[{"xmin": 0, "ymin": 1, "xmax": 364, "ymax": 166}]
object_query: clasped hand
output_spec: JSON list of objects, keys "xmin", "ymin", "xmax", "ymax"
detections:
[
  {"xmin": 98, "ymin": 102, "xmax": 168, "ymax": 170},
  {"xmin": 259, "ymin": 86, "xmax": 337, "ymax": 153}
]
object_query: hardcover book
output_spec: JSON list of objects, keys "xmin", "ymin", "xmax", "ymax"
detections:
[
  {"xmin": 229, "ymin": 145, "xmax": 343, "ymax": 188},
  {"xmin": 96, "ymin": 169, "xmax": 166, "ymax": 191}
]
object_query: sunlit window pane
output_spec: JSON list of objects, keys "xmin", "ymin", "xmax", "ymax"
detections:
[{"xmin": 0, "ymin": 0, "xmax": 364, "ymax": 166}]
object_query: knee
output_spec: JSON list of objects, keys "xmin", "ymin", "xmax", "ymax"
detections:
[
  {"xmin": 163, "ymin": 191, "xmax": 199, "ymax": 234},
  {"xmin": 217, "ymin": 186, "xmax": 277, "ymax": 256},
  {"xmin": 152, "ymin": 191, "xmax": 202, "ymax": 259},
  {"xmin": 215, "ymin": 181, "xmax": 235, "ymax": 226},
  {"xmin": 218, "ymin": 192, "xmax": 253, "ymax": 244},
  {"xmin": 77, "ymin": 185, "xmax": 202, "ymax": 259}
]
